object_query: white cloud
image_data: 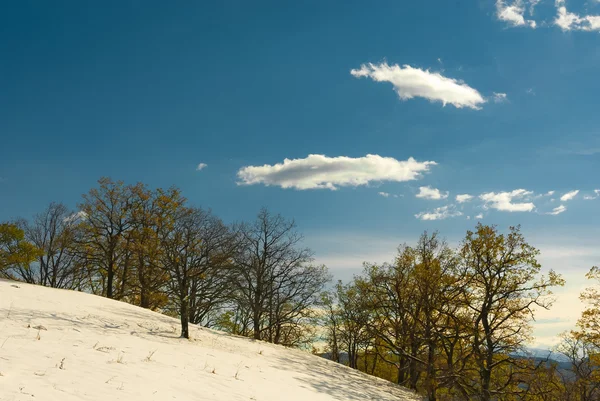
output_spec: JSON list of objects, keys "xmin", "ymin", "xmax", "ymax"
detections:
[
  {"xmin": 456, "ymin": 194, "xmax": 474, "ymax": 203},
  {"xmin": 415, "ymin": 205, "xmax": 463, "ymax": 221},
  {"xmin": 546, "ymin": 190, "xmax": 555, "ymax": 196},
  {"xmin": 548, "ymin": 204, "xmax": 567, "ymax": 215},
  {"xmin": 555, "ymin": 1, "xmax": 600, "ymax": 31},
  {"xmin": 196, "ymin": 163, "xmax": 208, "ymax": 171},
  {"xmin": 416, "ymin": 186, "xmax": 449, "ymax": 200},
  {"xmin": 64, "ymin": 210, "xmax": 88, "ymax": 223},
  {"xmin": 237, "ymin": 154, "xmax": 436, "ymax": 190},
  {"xmin": 480, "ymin": 189, "xmax": 536, "ymax": 212},
  {"xmin": 492, "ymin": 92, "xmax": 509, "ymax": 103},
  {"xmin": 475, "ymin": 213, "xmax": 484, "ymax": 219},
  {"xmin": 350, "ymin": 62, "xmax": 486, "ymax": 110},
  {"xmin": 378, "ymin": 192, "xmax": 390, "ymax": 198},
  {"xmin": 560, "ymin": 190, "xmax": 579, "ymax": 201},
  {"xmin": 496, "ymin": 0, "xmax": 537, "ymax": 28},
  {"xmin": 529, "ymin": 0, "xmax": 542, "ymax": 14}
]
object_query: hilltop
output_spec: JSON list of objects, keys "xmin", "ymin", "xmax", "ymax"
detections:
[{"xmin": 0, "ymin": 279, "xmax": 420, "ymax": 401}]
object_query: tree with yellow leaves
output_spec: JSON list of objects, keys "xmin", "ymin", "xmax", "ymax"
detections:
[
  {"xmin": 0, "ymin": 222, "xmax": 41, "ymax": 276},
  {"xmin": 460, "ymin": 224, "xmax": 565, "ymax": 401}
]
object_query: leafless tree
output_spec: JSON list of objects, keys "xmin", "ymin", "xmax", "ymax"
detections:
[
  {"xmin": 231, "ymin": 208, "xmax": 329, "ymax": 344},
  {"xmin": 10, "ymin": 202, "xmax": 82, "ymax": 289}
]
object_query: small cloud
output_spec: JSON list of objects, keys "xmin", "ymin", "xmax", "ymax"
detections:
[
  {"xmin": 415, "ymin": 205, "xmax": 463, "ymax": 221},
  {"xmin": 456, "ymin": 193, "xmax": 474, "ymax": 203},
  {"xmin": 480, "ymin": 189, "xmax": 535, "ymax": 212},
  {"xmin": 547, "ymin": 204, "xmax": 567, "ymax": 215},
  {"xmin": 378, "ymin": 192, "xmax": 390, "ymax": 198},
  {"xmin": 196, "ymin": 163, "xmax": 208, "ymax": 171},
  {"xmin": 526, "ymin": 88, "xmax": 536, "ymax": 95},
  {"xmin": 492, "ymin": 92, "xmax": 508, "ymax": 103},
  {"xmin": 466, "ymin": 216, "xmax": 471, "ymax": 220},
  {"xmin": 496, "ymin": 0, "xmax": 537, "ymax": 28},
  {"xmin": 64, "ymin": 210, "xmax": 88, "ymax": 223},
  {"xmin": 350, "ymin": 62, "xmax": 486, "ymax": 110},
  {"xmin": 475, "ymin": 213, "xmax": 484, "ymax": 219},
  {"xmin": 237, "ymin": 154, "xmax": 436, "ymax": 190},
  {"xmin": 416, "ymin": 186, "xmax": 449, "ymax": 200},
  {"xmin": 560, "ymin": 190, "xmax": 579, "ymax": 202},
  {"xmin": 546, "ymin": 190, "xmax": 555, "ymax": 196}
]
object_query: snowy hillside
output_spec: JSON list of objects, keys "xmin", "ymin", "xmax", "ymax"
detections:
[{"xmin": 0, "ymin": 279, "xmax": 420, "ymax": 401}]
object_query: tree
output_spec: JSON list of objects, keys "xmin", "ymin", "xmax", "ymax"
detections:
[
  {"xmin": 126, "ymin": 185, "xmax": 171, "ymax": 309},
  {"xmin": 576, "ymin": 266, "xmax": 600, "ymax": 348},
  {"xmin": 10, "ymin": 203, "xmax": 81, "ymax": 289},
  {"xmin": 186, "ymin": 210, "xmax": 237, "ymax": 328},
  {"xmin": 0, "ymin": 222, "xmax": 41, "ymax": 276},
  {"xmin": 334, "ymin": 279, "xmax": 371, "ymax": 369},
  {"xmin": 359, "ymin": 232, "xmax": 463, "ymax": 399},
  {"xmin": 321, "ymin": 290, "xmax": 341, "ymax": 363},
  {"xmin": 555, "ymin": 332, "xmax": 600, "ymax": 401},
  {"xmin": 77, "ymin": 177, "xmax": 136, "ymax": 299},
  {"xmin": 460, "ymin": 224, "xmax": 565, "ymax": 401},
  {"xmin": 160, "ymin": 203, "xmax": 234, "ymax": 339},
  {"xmin": 232, "ymin": 208, "xmax": 329, "ymax": 344}
]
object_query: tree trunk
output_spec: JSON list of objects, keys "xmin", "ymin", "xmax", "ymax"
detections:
[
  {"xmin": 180, "ymin": 296, "xmax": 189, "ymax": 339},
  {"xmin": 253, "ymin": 308, "xmax": 261, "ymax": 340},
  {"xmin": 107, "ymin": 262, "xmax": 114, "ymax": 299},
  {"xmin": 140, "ymin": 287, "xmax": 149, "ymax": 309}
]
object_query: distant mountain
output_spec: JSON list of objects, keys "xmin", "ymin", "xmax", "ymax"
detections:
[{"xmin": 513, "ymin": 347, "xmax": 571, "ymax": 363}]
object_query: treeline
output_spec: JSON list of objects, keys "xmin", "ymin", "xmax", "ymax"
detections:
[
  {"xmin": 0, "ymin": 177, "xmax": 330, "ymax": 345},
  {"xmin": 2, "ymin": 178, "xmax": 600, "ymax": 400},
  {"xmin": 319, "ymin": 229, "xmax": 600, "ymax": 401}
]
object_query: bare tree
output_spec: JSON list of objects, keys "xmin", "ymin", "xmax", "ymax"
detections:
[
  {"xmin": 232, "ymin": 208, "xmax": 329, "ymax": 344},
  {"xmin": 10, "ymin": 203, "xmax": 81, "ymax": 289}
]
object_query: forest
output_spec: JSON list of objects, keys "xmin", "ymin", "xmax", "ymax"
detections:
[{"xmin": 1, "ymin": 177, "xmax": 599, "ymax": 401}]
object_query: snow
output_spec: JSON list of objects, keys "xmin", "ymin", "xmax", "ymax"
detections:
[{"xmin": 0, "ymin": 279, "xmax": 420, "ymax": 401}]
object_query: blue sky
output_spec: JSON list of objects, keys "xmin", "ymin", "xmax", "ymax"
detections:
[{"xmin": 1, "ymin": 0, "xmax": 600, "ymax": 346}]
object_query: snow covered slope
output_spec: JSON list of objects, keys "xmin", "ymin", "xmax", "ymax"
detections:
[{"xmin": 0, "ymin": 279, "xmax": 420, "ymax": 401}]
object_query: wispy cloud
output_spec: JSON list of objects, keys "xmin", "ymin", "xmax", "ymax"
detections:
[
  {"xmin": 416, "ymin": 186, "xmax": 449, "ymax": 200},
  {"xmin": 547, "ymin": 204, "xmax": 567, "ymax": 215},
  {"xmin": 378, "ymin": 192, "xmax": 390, "ymax": 198},
  {"xmin": 350, "ymin": 62, "xmax": 486, "ymax": 110},
  {"xmin": 560, "ymin": 190, "xmax": 579, "ymax": 201},
  {"xmin": 237, "ymin": 154, "xmax": 436, "ymax": 190},
  {"xmin": 555, "ymin": 0, "xmax": 600, "ymax": 31},
  {"xmin": 456, "ymin": 193, "xmax": 474, "ymax": 203},
  {"xmin": 583, "ymin": 189, "xmax": 600, "ymax": 200},
  {"xmin": 415, "ymin": 205, "xmax": 462, "ymax": 221},
  {"xmin": 475, "ymin": 213, "xmax": 484, "ymax": 219},
  {"xmin": 496, "ymin": 0, "xmax": 537, "ymax": 28},
  {"xmin": 480, "ymin": 189, "xmax": 536, "ymax": 212},
  {"xmin": 196, "ymin": 163, "xmax": 208, "ymax": 171},
  {"xmin": 492, "ymin": 92, "xmax": 509, "ymax": 103}
]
